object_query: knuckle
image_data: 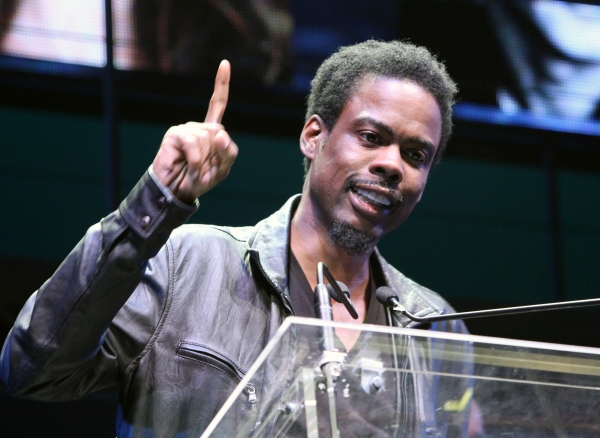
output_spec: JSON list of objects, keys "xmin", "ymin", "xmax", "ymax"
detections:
[
  {"xmin": 182, "ymin": 133, "xmax": 196, "ymax": 145},
  {"xmin": 203, "ymin": 123, "xmax": 223, "ymax": 134},
  {"xmin": 209, "ymin": 95, "xmax": 224, "ymax": 105},
  {"xmin": 196, "ymin": 130, "xmax": 210, "ymax": 142},
  {"xmin": 164, "ymin": 126, "xmax": 178, "ymax": 139}
]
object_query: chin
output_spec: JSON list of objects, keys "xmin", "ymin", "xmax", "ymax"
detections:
[{"xmin": 328, "ymin": 220, "xmax": 376, "ymax": 256}]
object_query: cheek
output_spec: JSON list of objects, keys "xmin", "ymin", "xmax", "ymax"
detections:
[
  {"xmin": 415, "ymin": 181, "xmax": 428, "ymax": 201},
  {"xmin": 403, "ymin": 175, "xmax": 429, "ymax": 202}
]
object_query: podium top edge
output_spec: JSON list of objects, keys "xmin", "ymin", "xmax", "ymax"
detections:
[{"xmin": 283, "ymin": 316, "xmax": 600, "ymax": 357}]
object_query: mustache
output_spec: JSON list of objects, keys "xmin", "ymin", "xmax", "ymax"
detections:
[{"xmin": 345, "ymin": 175, "xmax": 403, "ymax": 205}]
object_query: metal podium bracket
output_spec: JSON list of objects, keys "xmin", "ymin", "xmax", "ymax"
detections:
[
  {"xmin": 357, "ymin": 358, "xmax": 385, "ymax": 395},
  {"xmin": 318, "ymin": 350, "xmax": 347, "ymax": 380}
]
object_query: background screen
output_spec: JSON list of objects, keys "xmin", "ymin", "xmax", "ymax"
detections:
[
  {"xmin": 0, "ymin": 0, "xmax": 398, "ymax": 90},
  {"xmin": 4, "ymin": 0, "xmax": 600, "ymax": 135},
  {"xmin": 400, "ymin": 0, "xmax": 600, "ymax": 135}
]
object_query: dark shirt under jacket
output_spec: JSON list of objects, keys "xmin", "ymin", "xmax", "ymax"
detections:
[
  {"xmin": 288, "ymin": 249, "xmax": 386, "ymax": 325},
  {"xmin": 286, "ymin": 250, "xmax": 399, "ymax": 438}
]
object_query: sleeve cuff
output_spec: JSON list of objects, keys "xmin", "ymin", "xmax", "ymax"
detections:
[
  {"xmin": 147, "ymin": 165, "xmax": 199, "ymax": 211},
  {"xmin": 118, "ymin": 167, "xmax": 198, "ymax": 240}
]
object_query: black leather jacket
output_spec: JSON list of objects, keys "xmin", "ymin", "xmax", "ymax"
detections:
[{"xmin": 1, "ymin": 170, "xmax": 470, "ymax": 437}]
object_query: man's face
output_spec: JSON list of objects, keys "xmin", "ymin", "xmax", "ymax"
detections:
[{"xmin": 302, "ymin": 75, "xmax": 442, "ymax": 249}]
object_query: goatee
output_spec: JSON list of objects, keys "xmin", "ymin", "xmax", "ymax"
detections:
[{"xmin": 328, "ymin": 220, "xmax": 375, "ymax": 256}]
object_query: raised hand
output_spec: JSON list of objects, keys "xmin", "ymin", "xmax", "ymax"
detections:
[{"xmin": 152, "ymin": 60, "xmax": 238, "ymax": 204}]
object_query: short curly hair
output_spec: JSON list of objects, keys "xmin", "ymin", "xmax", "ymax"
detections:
[{"xmin": 304, "ymin": 40, "xmax": 457, "ymax": 174}]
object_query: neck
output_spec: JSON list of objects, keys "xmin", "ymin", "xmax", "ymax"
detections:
[
  {"xmin": 290, "ymin": 195, "xmax": 373, "ymax": 298},
  {"xmin": 291, "ymin": 192, "xmax": 375, "ymax": 351}
]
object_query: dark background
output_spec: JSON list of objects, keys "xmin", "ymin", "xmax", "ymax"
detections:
[{"xmin": 1, "ymin": 0, "xmax": 600, "ymax": 436}]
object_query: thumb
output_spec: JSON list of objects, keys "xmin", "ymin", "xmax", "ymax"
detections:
[
  {"xmin": 214, "ymin": 130, "xmax": 238, "ymax": 172},
  {"xmin": 213, "ymin": 129, "xmax": 231, "ymax": 152}
]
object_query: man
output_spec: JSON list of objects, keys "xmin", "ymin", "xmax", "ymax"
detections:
[{"xmin": 1, "ymin": 40, "xmax": 469, "ymax": 436}]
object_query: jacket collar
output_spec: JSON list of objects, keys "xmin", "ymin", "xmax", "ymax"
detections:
[
  {"xmin": 246, "ymin": 195, "xmax": 443, "ymax": 321},
  {"xmin": 246, "ymin": 195, "xmax": 300, "ymax": 308}
]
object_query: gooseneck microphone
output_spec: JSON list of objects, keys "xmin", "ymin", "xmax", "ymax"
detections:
[
  {"xmin": 375, "ymin": 286, "xmax": 402, "ymax": 310},
  {"xmin": 375, "ymin": 286, "xmax": 408, "ymax": 327},
  {"xmin": 376, "ymin": 286, "xmax": 600, "ymax": 323}
]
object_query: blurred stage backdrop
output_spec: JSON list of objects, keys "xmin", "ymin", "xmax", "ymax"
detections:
[{"xmin": 1, "ymin": 1, "xmax": 600, "ymax": 436}]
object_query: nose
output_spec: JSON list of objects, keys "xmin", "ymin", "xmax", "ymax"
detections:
[{"xmin": 369, "ymin": 145, "xmax": 403, "ymax": 184}]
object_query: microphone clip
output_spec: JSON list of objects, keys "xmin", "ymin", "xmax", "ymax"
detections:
[{"xmin": 317, "ymin": 262, "xmax": 358, "ymax": 320}]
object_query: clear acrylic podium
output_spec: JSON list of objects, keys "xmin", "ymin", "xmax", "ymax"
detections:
[{"xmin": 201, "ymin": 317, "xmax": 600, "ymax": 437}]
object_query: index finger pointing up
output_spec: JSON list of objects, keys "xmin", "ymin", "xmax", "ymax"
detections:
[{"xmin": 205, "ymin": 60, "xmax": 231, "ymax": 124}]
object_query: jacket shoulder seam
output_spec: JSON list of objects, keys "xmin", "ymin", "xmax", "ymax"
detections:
[
  {"xmin": 205, "ymin": 225, "xmax": 248, "ymax": 242},
  {"xmin": 174, "ymin": 224, "xmax": 249, "ymax": 244}
]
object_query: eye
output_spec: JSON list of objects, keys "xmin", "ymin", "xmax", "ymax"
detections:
[
  {"xmin": 359, "ymin": 131, "xmax": 380, "ymax": 145},
  {"xmin": 406, "ymin": 149, "xmax": 426, "ymax": 164}
]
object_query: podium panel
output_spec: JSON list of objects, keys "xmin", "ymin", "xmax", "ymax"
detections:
[{"xmin": 202, "ymin": 317, "xmax": 600, "ymax": 437}]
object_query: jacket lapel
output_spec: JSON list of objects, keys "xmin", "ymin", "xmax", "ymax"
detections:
[
  {"xmin": 246, "ymin": 195, "xmax": 301, "ymax": 314},
  {"xmin": 371, "ymin": 247, "xmax": 444, "ymax": 327}
]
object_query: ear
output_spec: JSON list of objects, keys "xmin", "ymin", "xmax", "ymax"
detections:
[{"xmin": 300, "ymin": 115, "xmax": 327, "ymax": 160}]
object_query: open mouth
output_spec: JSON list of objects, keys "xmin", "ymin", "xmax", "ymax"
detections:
[
  {"xmin": 345, "ymin": 176, "xmax": 403, "ymax": 214},
  {"xmin": 353, "ymin": 187, "xmax": 394, "ymax": 209}
]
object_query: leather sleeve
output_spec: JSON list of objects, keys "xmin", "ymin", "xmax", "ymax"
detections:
[{"xmin": 0, "ymin": 170, "xmax": 196, "ymax": 400}]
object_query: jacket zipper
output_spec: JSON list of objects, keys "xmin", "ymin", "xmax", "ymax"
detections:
[
  {"xmin": 177, "ymin": 342, "xmax": 258, "ymax": 405},
  {"xmin": 246, "ymin": 383, "xmax": 257, "ymax": 404}
]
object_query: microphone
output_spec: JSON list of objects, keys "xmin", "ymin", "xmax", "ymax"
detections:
[
  {"xmin": 376, "ymin": 286, "xmax": 409, "ymax": 327},
  {"xmin": 376, "ymin": 286, "xmax": 600, "ymax": 323},
  {"xmin": 327, "ymin": 281, "xmax": 350, "ymax": 303},
  {"xmin": 375, "ymin": 286, "xmax": 402, "ymax": 310}
]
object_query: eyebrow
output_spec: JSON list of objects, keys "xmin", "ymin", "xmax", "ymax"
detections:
[
  {"xmin": 355, "ymin": 116, "xmax": 437, "ymax": 153},
  {"xmin": 406, "ymin": 136, "xmax": 436, "ymax": 153},
  {"xmin": 356, "ymin": 116, "xmax": 395, "ymax": 138}
]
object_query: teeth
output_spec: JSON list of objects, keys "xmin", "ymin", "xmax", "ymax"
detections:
[{"xmin": 356, "ymin": 188, "xmax": 391, "ymax": 207}]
